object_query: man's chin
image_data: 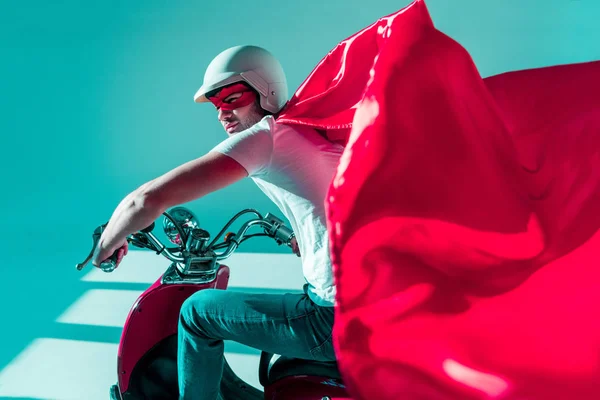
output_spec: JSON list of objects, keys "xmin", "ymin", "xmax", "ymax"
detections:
[{"xmin": 226, "ymin": 127, "xmax": 243, "ymax": 136}]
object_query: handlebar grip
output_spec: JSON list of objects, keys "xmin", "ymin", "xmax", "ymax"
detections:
[
  {"xmin": 264, "ymin": 213, "xmax": 295, "ymax": 246},
  {"xmin": 99, "ymin": 251, "xmax": 119, "ymax": 273},
  {"xmin": 275, "ymin": 225, "xmax": 295, "ymax": 246}
]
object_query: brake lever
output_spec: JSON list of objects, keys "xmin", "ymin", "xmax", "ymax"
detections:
[
  {"xmin": 76, "ymin": 221, "xmax": 156, "ymax": 272},
  {"xmin": 75, "ymin": 223, "xmax": 107, "ymax": 271}
]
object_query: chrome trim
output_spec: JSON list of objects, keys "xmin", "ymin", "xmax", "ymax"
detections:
[
  {"xmin": 214, "ymin": 219, "xmax": 275, "ymax": 259},
  {"xmin": 161, "ymin": 262, "xmax": 218, "ymax": 285},
  {"xmin": 145, "ymin": 231, "xmax": 185, "ymax": 263}
]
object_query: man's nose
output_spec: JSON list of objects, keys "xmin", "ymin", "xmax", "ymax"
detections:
[{"xmin": 218, "ymin": 108, "xmax": 233, "ymax": 121}]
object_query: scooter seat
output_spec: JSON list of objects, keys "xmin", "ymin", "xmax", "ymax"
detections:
[{"xmin": 258, "ymin": 351, "xmax": 342, "ymax": 387}]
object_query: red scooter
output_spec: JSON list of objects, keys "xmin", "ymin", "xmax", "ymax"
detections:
[{"xmin": 76, "ymin": 206, "xmax": 350, "ymax": 400}]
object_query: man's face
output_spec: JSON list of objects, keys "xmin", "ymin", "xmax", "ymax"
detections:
[{"xmin": 209, "ymin": 83, "xmax": 265, "ymax": 136}]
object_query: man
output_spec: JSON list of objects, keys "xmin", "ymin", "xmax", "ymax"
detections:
[{"xmin": 92, "ymin": 45, "xmax": 343, "ymax": 400}]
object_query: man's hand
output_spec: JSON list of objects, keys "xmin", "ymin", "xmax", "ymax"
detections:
[
  {"xmin": 92, "ymin": 237, "xmax": 129, "ymax": 269},
  {"xmin": 290, "ymin": 237, "xmax": 301, "ymax": 257}
]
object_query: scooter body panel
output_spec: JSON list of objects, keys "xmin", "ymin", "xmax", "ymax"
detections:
[
  {"xmin": 117, "ymin": 264, "xmax": 230, "ymax": 392},
  {"xmin": 264, "ymin": 375, "xmax": 350, "ymax": 399}
]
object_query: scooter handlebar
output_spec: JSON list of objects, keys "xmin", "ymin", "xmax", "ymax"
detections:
[{"xmin": 76, "ymin": 209, "xmax": 294, "ymax": 273}]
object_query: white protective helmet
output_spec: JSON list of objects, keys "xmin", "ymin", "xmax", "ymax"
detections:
[{"xmin": 194, "ymin": 45, "xmax": 288, "ymax": 114}]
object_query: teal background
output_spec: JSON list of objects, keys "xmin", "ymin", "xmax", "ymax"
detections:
[{"xmin": 0, "ymin": 0, "xmax": 598, "ymax": 374}]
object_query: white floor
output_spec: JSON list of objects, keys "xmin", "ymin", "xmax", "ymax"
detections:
[{"xmin": 0, "ymin": 251, "xmax": 305, "ymax": 400}]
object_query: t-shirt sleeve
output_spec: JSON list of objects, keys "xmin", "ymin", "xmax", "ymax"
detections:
[{"xmin": 209, "ymin": 120, "xmax": 274, "ymax": 177}]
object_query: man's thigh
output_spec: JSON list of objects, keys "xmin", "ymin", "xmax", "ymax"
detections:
[{"xmin": 180, "ymin": 287, "xmax": 335, "ymax": 361}]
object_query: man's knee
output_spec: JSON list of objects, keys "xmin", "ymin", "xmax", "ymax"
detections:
[{"xmin": 179, "ymin": 289, "xmax": 224, "ymax": 337}]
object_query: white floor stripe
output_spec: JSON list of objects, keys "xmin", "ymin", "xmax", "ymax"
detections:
[
  {"xmin": 226, "ymin": 252, "xmax": 305, "ymax": 290},
  {"xmin": 56, "ymin": 289, "xmax": 144, "ymax": 327},
  {"xmin": 0, "ymin": 338, "xmax": 118, "ymax": 400},
  {"xmin": 0, "ymin": 338, "xmax": 262, "ymax": 399}
]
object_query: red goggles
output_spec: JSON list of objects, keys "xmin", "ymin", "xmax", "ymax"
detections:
[{"xmin": 208, "ymin": 83, "xmax": 257, "ymax": 111}]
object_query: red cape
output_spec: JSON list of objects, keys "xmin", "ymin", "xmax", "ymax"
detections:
[{"xmin": 278, "ymin": 1, "xmax": 600, "ymax": 399}]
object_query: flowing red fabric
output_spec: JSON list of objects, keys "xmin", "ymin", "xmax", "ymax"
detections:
[{"xmin": 278, "ymin": 1, "xmax": 600, "ymax": 399}]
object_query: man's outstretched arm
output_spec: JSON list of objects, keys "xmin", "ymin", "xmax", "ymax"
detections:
[{"xmin": 92, "ymin": 151, "xmax": 247, "ymax": 266}]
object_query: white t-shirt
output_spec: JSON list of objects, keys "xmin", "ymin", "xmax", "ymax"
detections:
[{"xmin": 210, "ymin": 115, "xmax": 343, "ymax": 307}]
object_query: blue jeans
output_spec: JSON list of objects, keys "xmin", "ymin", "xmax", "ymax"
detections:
[{"xmin": 177, "ymin": 284, "xmax": 335, "ymax": 400}]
